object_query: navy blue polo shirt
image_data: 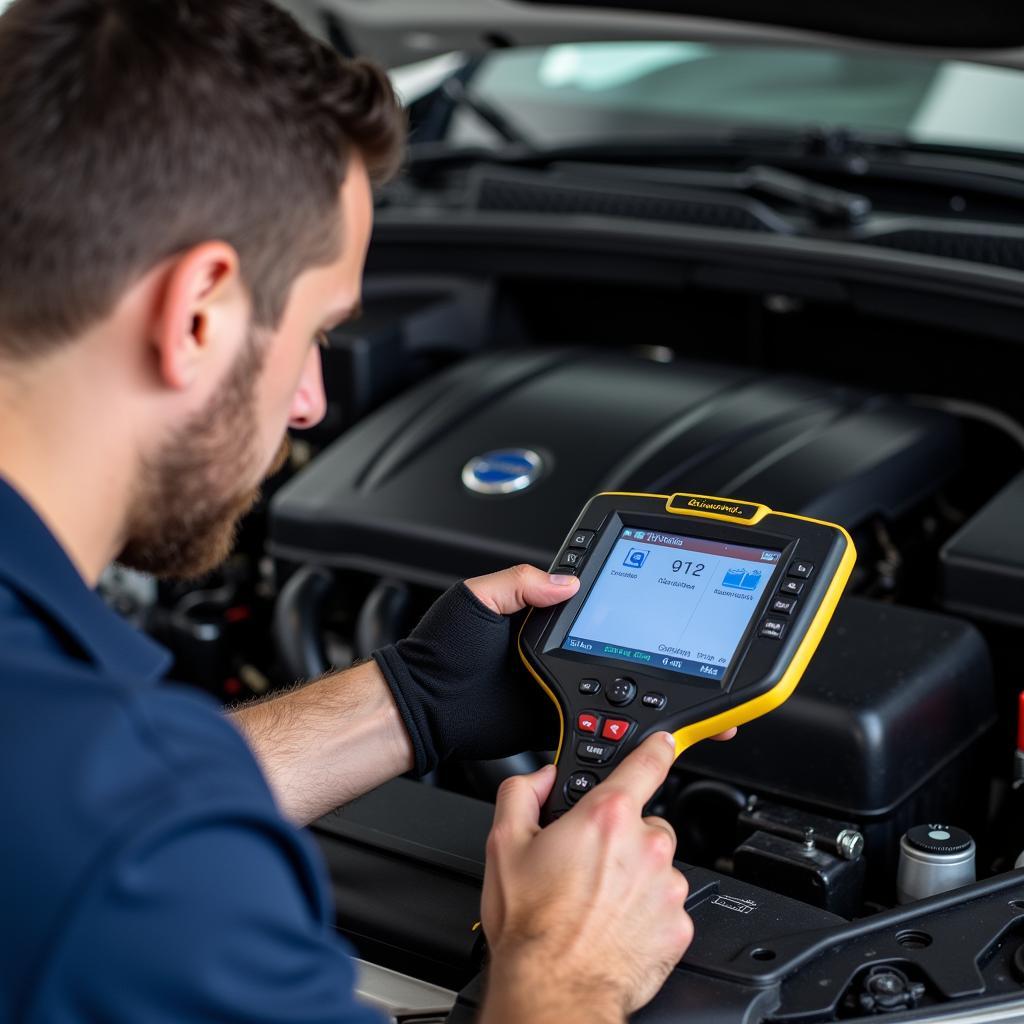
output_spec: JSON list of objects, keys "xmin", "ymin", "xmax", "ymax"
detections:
[{"xmin": 0, "ymin": 478, "xmax": 383, "ymax": 1023}]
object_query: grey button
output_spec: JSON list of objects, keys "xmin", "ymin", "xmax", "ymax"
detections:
[{"xmin": 759, "ymin": 618, "xmax": 787, "ymax": 639}]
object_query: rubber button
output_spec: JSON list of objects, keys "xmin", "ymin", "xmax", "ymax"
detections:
[
  {"xmin": 759, "ymin": 617, "xmax": 787, "ymax": 640},
  {"xmin": 601, "ymin": 718, "xmax": 630, "ymax": 742},
  {"xmin": 579, "ymin": 679, "xmax": 601, "ymax": 695},
  {"xmin": 577, "ymin": 712, "xmax": 599, "ymax": 735},
  {"xmin": 577, "ymin": 740, "xmax": 615, "ymax": 764},
  {"xmin": 567, "ymin": 771, "xmax": 598, "ymax": 800},
  {"xmin": 607, "ymin": 678, "xmax": 637, "ymax": 707},
  {"xmin": 559, "ymin": 550, "xmax": 584, "ymax": 569},
  {"xmin": 570, "ymin": 530, "xmax": 595, "ymax": 550},
  {"xmin": 788, "ymin": 561, "xmax": 814, "ymax": 579},
  {"xmin": 770, "ymin": 596, "xmax": 798, "ymax": 616},
  {"xmin": 641, "ymin": 692, "xmax": 667, "ymax": 710},
  {"xmin": 780, "ymin": 580, "xmax": 804, "ymax": 596}
]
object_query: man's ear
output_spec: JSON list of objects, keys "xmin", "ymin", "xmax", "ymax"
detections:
[{"xmin": 152, "ymin": 242, "xmax": 247, "ymax": 392}]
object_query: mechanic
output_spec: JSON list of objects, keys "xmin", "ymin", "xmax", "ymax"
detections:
[{"xmin": 0, "ymin": 2, "xmax": 730, "ymax": 1022}]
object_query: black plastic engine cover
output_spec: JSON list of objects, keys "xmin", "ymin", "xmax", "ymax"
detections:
[
  {"xmin": 269, "ymin": 349, "xmax": 960, "ymax": 586},
  {"xmin": 318, "ymin": 777, "xmax": 1024, "ymax": 1024}
]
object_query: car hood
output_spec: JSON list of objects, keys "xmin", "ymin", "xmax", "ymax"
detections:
[{"xmin": 288, "ymin": 0, "xmax": 1024, "ymax": 68}]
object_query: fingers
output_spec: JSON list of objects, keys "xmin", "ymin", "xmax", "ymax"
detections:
[
  {"xmin": 642, "ymin": 815, "xmax": 678, "ymax": 863},
  {"xmin": 490, "ymin": 764, "xmax": 557, "ymax": 845},
  {"xmin": 711, "ymin": 727, "xmax": 738, "ymax": 742},
  {"xmin": 599, "ymin": 732, "xmax": 677, "ymax": 809},
  {"xmin": 465, "ymin": 564, "xmax": 580, "ymax": 616}
]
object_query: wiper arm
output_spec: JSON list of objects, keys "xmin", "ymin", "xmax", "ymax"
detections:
[
  {"xmin": 407, "ymin": 122, "xmax": 870, "ymax": 225},
  {"xmin": 539, "ymin": 160, "xmax": 872, "ymax": 227},
  {"xmin": 743, "ymin": 164, "xmax": 872, "ymax": 226},
  {"xmin": 439, "ymin": 75, "xmax": 529, "ymax": 148}
]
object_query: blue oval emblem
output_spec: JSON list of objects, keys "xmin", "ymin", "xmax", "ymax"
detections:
[{"xmin": 462, "ymin": 449, "xmax": 543, "ymax": 495}]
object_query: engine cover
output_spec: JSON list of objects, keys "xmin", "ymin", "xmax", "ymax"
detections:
[{"xmin": 269, "ymin": 349, "xmax": 960, "ymax": 585}]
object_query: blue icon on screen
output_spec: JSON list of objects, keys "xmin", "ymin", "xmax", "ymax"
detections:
[
  {"xmin": 722, "ymin": 567, "xmax": 762, "ymax": 590},
  {"xmin": 623, "ymin": 548, "xmax": 649, "ymax": 570}
]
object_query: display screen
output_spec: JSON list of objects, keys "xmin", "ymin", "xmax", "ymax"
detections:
[{"xmin": 562, "ymin": 527, "xmax": 781, "ymax": 680}]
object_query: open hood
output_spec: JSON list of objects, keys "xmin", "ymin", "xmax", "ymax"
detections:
[
  {"xmin": 286, "ymin": 0, "xmax": 1024, "ymax": 69},
  {"xmin": 509, "ymin": 0, "xmax": 1024, "ymax": 50}
]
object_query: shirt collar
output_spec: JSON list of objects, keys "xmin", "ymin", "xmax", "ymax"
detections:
[{"xmin": 0, "ymin": 477, "xmax": 172, "ymax": 683}]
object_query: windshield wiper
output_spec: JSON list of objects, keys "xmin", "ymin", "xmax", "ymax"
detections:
[
  {"xmin": 408, "ymin": 121, "xmax": 1024, "ymax": 199},
  {"xmin": 459, "ymin": 153, "xmax": 873, "ymax": 228},
  {"xmin": 559, "ymin": 160, "xmax": 873, "ymax": 226},
  {"xmin": 438, "ymin": 76, "xmax": 526, "ymax": 148},
  {"xmin": 746, "ymin": 164, "xmax": 872, "ymax": 224}
]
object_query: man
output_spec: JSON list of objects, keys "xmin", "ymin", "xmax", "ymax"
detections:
[{"xmin": 0, "ymin": 2, "xmax": 729, "ymax": 1021}]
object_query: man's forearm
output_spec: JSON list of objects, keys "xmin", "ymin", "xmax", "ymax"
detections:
[{"xmin": 230, "ymin": 660, "xmax": 414, "ymax": 825}]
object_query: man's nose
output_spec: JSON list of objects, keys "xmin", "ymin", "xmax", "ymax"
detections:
[{"xmin": 289, "ymin": 346, "xmax": 327, "ymax": 430}]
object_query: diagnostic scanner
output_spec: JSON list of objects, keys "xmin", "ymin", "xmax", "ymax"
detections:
[{"xmin": 519, "ymin": 492, "xmax": 856, "ymax": 824}]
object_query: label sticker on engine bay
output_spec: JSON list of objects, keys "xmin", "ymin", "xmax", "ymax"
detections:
[{"xmin": 711, "ymin": 895, "xmax": 758, "ymax": 915}]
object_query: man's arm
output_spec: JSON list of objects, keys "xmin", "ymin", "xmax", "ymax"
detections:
[
  {"xmin": 232, "ymin": 565, "xmax": 581, "ymax": 825},
  {"xmin": 232, "ymin": 659, "xmax": 414, "ymax": 825}
]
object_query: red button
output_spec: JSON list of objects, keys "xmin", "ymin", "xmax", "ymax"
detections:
[
  {"xmin": 602, "ymin": 719, "xmax": 630, "ymax": 742},
  {"xmin": 577, "ymin": 713, "xmax": 599, "ymax": 735}
]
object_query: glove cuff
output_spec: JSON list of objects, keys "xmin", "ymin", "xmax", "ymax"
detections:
[{"xmin": 372, "ymin": 644, "xmax": 435, "ymax": 777}]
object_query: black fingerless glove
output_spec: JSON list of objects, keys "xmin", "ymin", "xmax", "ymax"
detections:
[{"xmin": 372, "ymin": 583, "xmax": 560, "ymax": 776}]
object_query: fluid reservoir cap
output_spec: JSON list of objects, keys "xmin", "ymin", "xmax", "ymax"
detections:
[{"xmin": 905, "ymin": 824, "xmax": 972, "ymax": 856}]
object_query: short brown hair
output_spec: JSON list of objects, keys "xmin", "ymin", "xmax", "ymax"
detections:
[{"xmin": 0, "ymin": 0, "xmax": 404, "ymax": 356}]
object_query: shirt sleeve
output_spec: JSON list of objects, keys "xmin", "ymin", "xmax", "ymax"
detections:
[{"xmin": 34, "ymin": 806, "xmax": 387, "ymax": 1024}]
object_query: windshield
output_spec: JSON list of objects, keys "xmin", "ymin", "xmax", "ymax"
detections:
[{"xmin": 444, "ymin": 42, "xmax": 1024, "ymax": 156}]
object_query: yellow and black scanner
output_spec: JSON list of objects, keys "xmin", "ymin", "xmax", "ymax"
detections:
[{"xmin": 519, "ymin": 492, "xmax": 856, "ymax": 824}]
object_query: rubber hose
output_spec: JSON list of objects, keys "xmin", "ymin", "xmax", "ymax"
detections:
[
  {"xmin": 273, "ymin": 565, "xmax": 334, "ymax": 681},
  {"xmin": 354, "ymin": 579, "xmax": 412, "ymax": 660}
]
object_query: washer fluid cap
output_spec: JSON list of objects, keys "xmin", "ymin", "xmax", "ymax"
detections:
[{"xmin": 905, "ymin": 824, "xmax": 972, "ymax": 856}]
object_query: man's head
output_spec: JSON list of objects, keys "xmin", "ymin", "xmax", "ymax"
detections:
[{"xmin": 0, "ymin": 0, "xmax": 403, "ymax": 578}]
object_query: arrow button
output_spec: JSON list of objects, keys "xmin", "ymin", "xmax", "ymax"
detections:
[{"xmin": 601, "ymin": 718, "xmax": 631, "ymax": 743}]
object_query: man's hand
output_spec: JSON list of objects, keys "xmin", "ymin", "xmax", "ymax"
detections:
[
  {"xmin": 371, "ymin": 564, "xmax": 585, "ymax": 776},
  {"xmin": 480, "ymin": 733, "xmax": 692, "ymax": 1024}
]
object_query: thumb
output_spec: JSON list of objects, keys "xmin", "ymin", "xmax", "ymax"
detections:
[{"xmin": 465, "ymin": 563, "xmax": 580, "ymax": 616}]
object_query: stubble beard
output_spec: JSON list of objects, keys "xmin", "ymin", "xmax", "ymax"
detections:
[{"xmin": 118, "ymin": 331, "xmax": 290, "ymax": 581}]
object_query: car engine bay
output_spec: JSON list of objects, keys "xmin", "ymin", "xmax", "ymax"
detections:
[{"xmin": 103, "ymin": 160, "xmax": 1024, "ymax": 1021}]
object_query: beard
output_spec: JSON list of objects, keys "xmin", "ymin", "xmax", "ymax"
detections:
[{"xmin": 118, "ymin": 330, "xmax": 291, "ymax": 581}]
